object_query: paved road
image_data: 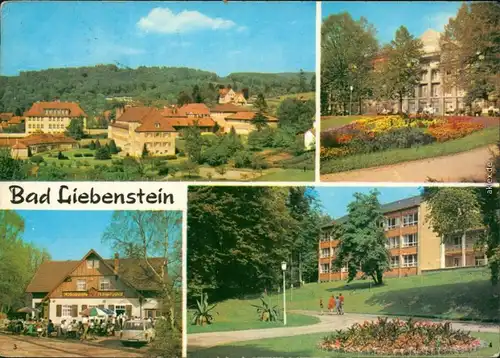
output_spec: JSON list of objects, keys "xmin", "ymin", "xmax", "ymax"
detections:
[
  {"xmin": 187, "ymin": 310, "xmax": 500, "ymax": 350},
  {"xmin": 321, "ymin": 145, "xmax": 497, "ymax": 182},
  {"xmin": 0, "ymin": 334, "xmax": 144, "ymax": 357}
]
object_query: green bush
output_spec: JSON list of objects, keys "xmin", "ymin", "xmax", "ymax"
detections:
[
  {"xmin": 83, "ymin": 153, "xmax": 94, "ymax": 157},
  {"xmin": 94, "ymin": 147, "xmax": 111, "ymax": 160},
  {"xmin": 74, "ymin": 153, "xmax": 83, "ymax": 158},
  {"xmin": 158, "ymin": 166, "xmax": 169, "ymax": 176},
  {"xmin": 30, "ymin": 155, "xmax": 44, "ymax": 164},
  {"xmin": 233, "ymin": 150, "xmax": 253, "ymax": 168}
]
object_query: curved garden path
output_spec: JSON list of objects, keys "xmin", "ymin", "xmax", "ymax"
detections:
[
  {"xmin": 321, "ymin": 145, "xmax": 497, "ymax": 182},
  {"xmin": 187, "ymin": 310, "xmax": 500, "ymax": 350}
]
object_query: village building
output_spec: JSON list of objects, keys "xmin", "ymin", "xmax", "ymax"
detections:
[
  {"xmin": 0, "ymin": 112, "xmax": 14, "ymax": 122},
  {"xmin": 24, "ymin": 101, "xmax": 88, "ymax": 134},
  {"xmin": 218, "ymin": 87, "xmax": 248, "ymax": 106},
  {"xmin": 109, "ymin": 107, "xmax": 177, "ymax": 157},
  {"xmin": 0, "ymin": 134, "xmax": 78, "ymax": 159},
  {"xmin": 319, "ymin": 195, "xmax": 487, "ymax": 282},
  {"xmin": 303, "ymin": 128, "xmax": 316, "ymax": 151},
  {"xmin": 26, "ymin": 249, "xmax": 164, "ymax": 325},
  {"xmin": 209, "ymin": 104, "xmax": 275, "ymax": 134}
]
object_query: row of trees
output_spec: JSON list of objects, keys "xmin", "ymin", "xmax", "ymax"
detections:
[
  {"xmin": 0, "ymin": 211, "xmax": 51, "ymax": 315},
  {"xmin": 187, "ymin": 186, "xmax": 330, "ymax": 302},
  {"xmin": 331, "ymin": 187, "xmax": 500, "ymax": 286},
  {"xmin": 0, "ymin": 65, "xmax": 314, "ymax": 116},
  {"xmin": 321, "ymin": 2, "xmax": 500, "ymax": 115}
]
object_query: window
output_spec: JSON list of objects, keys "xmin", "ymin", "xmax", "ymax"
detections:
[
  {"xmin": 403, "ymin": 254, "xmax": 417, "ymax": 267},
  {"xmin": 431, "ymin": 70, "xmax": 440, "ymax": 82},
  {"xmin": 115, "ymin": 305, "xmax": 126, "ymax": 315},
  {"xmin": 453, "ymin": 258, "xmax": 460, "ymax": 267},
  {"xmin": 387, "ymin": 236, "xmax": 400, "ymax": 249},
  {"xmin": 100, "ymin": 277, "xmax": 111, "ymax": 291},
  {"xmin": 87, "ymin": 260, "xmax": 100, "ymax": 269},
  {"xmin": 390, "ymin": 256, "xmax": 400, "ymax": 268},
  {"xmin": 385, "ymin": 217, "xmax": 400, "ymax": 230},
  {"xmin": 431, "ymin": 84, "xmax": 441, "ymax": 97},
  {"xmin": 320, "ymin": 231, "xmax": 330, "ymax": 242},
  {"xmin": 402, "ymin": 233, "xmax": 418, "ymax": 247},
  {"xmin": 62, "ymin": 305, "xmax": 73, "ymax": 317},
  {"xmin": 76, "ymin": 279, "xmax": 86, "ymax": 291},
  {"xmin": 402, "ymin": 212, "xmax": 418, "ymax": 227},
  {"xmin": 321, "ymin": 248, "xmax": 330, "ymax": 258},
  {"xmin": 320, "ymin": 263, "xmax": 330, "ymax": 273},
  {"xmin": 419, "ymin": 85, "xmax": 428, "ymax": 97}
]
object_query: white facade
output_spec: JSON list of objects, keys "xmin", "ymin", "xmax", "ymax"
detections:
[
  {"xmin": 34, "ymin": 297, "xmax": 160, "ymax": 325},
  {"xmin": 304, "ymin": 129, "xmax": 315, "ymax": 151}
]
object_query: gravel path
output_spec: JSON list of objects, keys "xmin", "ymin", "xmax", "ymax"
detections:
[{"xmin": 321, "ymin": 145, "xmax": 497, "ymax": 182}]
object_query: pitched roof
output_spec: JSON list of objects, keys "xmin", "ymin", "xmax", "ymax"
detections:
[
  {"xmin": 26, "ymin": 253, "xmax": 166, "ymax": 293},
  {"xmin": 116, "ymin": 106, "xmax": 155, "ymax": 123},
  {"xmin": 0, "ymin": 113, "xmax": 14, "ymax": 121},
  {"xmin": 12, "ymin": 141, "xmax": 28, "ymax": 149},
  {"xmin": 226, "ymin": 112, "xmax": 278, "ymax": 122},
  {"xmin": 166, "ymin": 116, "xmax": 215, "ymax": 128},
  {"xmin": 22, "ymin": 134, "xmax": 77, "ymax": 146},
  {"xmin": 24, "ymin": 101, "xmax": 87, "ymax": 118},
  {"xmin": 211, "ymin": 103, "xmax": 254, "ymax": 113},
  {"xmin": 135, "ymin": 110, "xmax": 176, "ymax": 132},
  {"xmin": 8, "ymin": 116, "xmax": 23, "ymax": 125},
  {"xmin": 322, "ymin": 195, "xmax": 423, "ymax": 229},
  {"xmin": 0, "ymin": 137, "xmax": 25, "ymax": 148},
  {"xmin": 177, "ymin": 103, "xmax": 210, "ymax": 116}
]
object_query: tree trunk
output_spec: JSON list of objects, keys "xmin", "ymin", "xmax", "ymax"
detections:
[
  {"xmin": 376, "ymin": 270, "xmax": 384, "ymax": 285},
  {"xmin": 358, "ymin": 97, "xmax": 362, "ymax": 115},
  {"xmin": 399, "ymin": 94, "xmax": 403, "ymax": 114}
]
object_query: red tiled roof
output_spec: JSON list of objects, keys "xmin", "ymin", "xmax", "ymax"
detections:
[
  {"xmin": 8, "ymin": 116, "xmax": 23, "ymax": 125},
  {"xmin": 135, "ymin": 110, "xmax": 176, "ymax": 132},
  {"xmin": 226, "ymin": 112, "xmax": 278, "ymax": 122},
  {"xmin": 109, "ymin": 122, "xmax": 129, "ymax": 130},
  {"xmin": 12, "ymin": 141, "xmax": 28, "ymax": 149},
  {"xmin": 26, "ymin": 255, "xmax": 166, "ymax": 293},
  {"xmin": 177, "ymin": 103, "xmax": 210, "ymax": 116},
  {"xmin": 24, "ymin": 101, "xmax": 87, "ymax": 118},
  {"xmin": 22, "ymin": 134, "xmax": 77, "ymax": 146},
  {"xmin": 0, "ymin": 113, "xmax": 14, "ymax": 121},
  {"xmin": 211, "ymin": 103, "xmax": 254, "ymax": 113},
  {"xmin": 116, "ymin": 106, "xmax": 155, "ymax": 123},
  {"xmin": 0, "ymin": 137, "xmax": 24, "ymax": 148},
  {"xmin": 166, "ymin": 116, "xmax": 215, "ymax": 128}
]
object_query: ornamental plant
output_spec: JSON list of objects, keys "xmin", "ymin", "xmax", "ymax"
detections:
[{"xmin": 319, "ymin": 317, "xmax": 485, "ymax": 355}]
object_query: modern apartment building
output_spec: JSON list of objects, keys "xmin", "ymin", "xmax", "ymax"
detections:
[
  {"xmin": 318, "ymin": 195, "xmax": 487, "ymax": 282},
  {"xmin": 24, "ymin": 101, "xmax": 87, "ymax": 134}
]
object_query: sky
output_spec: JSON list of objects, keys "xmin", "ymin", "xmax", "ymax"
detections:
[
  {"xmin": 316, "ymin": 186, "xmax": 423, "ymax": 220},
  {"xmin": 322, "ymin": 1, "xmax": 462, "ymax": 44},
  {"xmin": 16, "ymin": 210, "xmax": 182, "ymax": 261},
  {"xmin": 0, "ymin": 1, "xmax": 315, "ymax": 76}
]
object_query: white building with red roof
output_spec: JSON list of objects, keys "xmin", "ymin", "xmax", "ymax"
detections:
[{"xmin": 24, "ymin": 101, "xmax": 87, "ymax": 134}]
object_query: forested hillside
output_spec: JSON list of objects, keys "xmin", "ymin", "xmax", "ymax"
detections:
[{"xmin": 0, "ymin": 65, "xmax": 314, "ymax": 116}]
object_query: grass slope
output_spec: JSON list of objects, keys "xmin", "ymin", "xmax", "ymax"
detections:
[
  {"xmin": 321, "ymin": 127, "xmax": 498, "ymax": 174},
  {"xmin": 189, "ymin": 268, "xmax": 499, "ymax": 335},
  {"xmin": 321, "ymin": 115, "xmax": 363, "ymax": 131},
  {"xmin": 190, "ymin": 332, "xmax": 500, "ymax": 358}
]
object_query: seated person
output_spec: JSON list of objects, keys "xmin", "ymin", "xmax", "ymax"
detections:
[{"xmin": 47, "ymin": 320, "xmax": 55, "ymax": 337}]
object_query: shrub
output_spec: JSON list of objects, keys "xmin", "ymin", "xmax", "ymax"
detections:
[
  {"xmin": 94, "ymin": 147, "xmax": 111, "ymax": 160},
  {"xmin": 84, "ymin": 153, "xmax": 94, "ymax": 157},
  {"xmin": 158, "ymin": 166, "xmax": 169, "ymax": 176},
  {"xmin": 233, "ymin": 150, "xmax": 253, "ymax": 168},
  {"xmin": 74, "ymin": 153, "xmax": 83, "ymax": 158},
  {"xmin": 57, "ymin": 151, "xmax": 69, "ymax": 160},
  {"xmin": 251, "ymin": 296, "xmax": 280, "ymax": 322},
  {"xmin": 30, "ymin": 155, "xmax": 44, "ymax": 164}
]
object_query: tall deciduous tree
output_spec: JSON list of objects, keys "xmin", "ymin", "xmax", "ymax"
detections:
[
  {"xmin": 183, "ymin": 125, "xmax": 203, "ymax": 163},
  {"xmin": 101, "ymin": 211, "xmax": 183, "ymax": 332},
  {"xmin": 440, "ymin": 2, "xmax": 500, "ymax": 106},
  {"xmin": 66, "ymin": 117, "xmax": 85, "ymax": 140},
  {"xmin": 254, "ymin": 93, "xmax": 268, "ymax": 114},
  {"xmin": 276, "ymin": 98, "xmax": 315, "ymax": 134},
  {"xmin": 377, "ymin": 26, "xmax": 423, "ymax": 113},
  {"xmin": 192, "ymin": 85, "xmax": 203, "ymax": 103},
  {"xmin": 321, "ymin": 13, "xmax": 378, "ymax": 115},
  {"xmin": 252, "ymin": 112, "xmax": 268, "ymax": 132},
  {"xmin": 333, "ymin": 190, "xmax": 390, "ymax": 285},
  {"xmin": 0, "ymin": 149, "xmax": 26, "ymax": 180},
  {"xmin": 298, "ymin": 69, "xmax": 308, "ymax": 93},
  {"xmin": 177, "ymin": 91, "xmax": 192, "ymax": 106}
]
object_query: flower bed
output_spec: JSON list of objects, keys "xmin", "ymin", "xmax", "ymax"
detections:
[
  {"xmin": 319, "ymin": 317, "xmax": 485, "ymax": 356},
  {"xmin": 320, "ymin": 115, "xmax": 485, "ymax": 160}
]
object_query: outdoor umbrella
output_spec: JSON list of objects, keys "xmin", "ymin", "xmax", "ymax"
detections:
[
  {"xmin": 101, "ymin": 308, "xmax": 116, "ymax": 316},
  {"xmin": 79, "ymin": 307, "xmax": 109, "ymax": 317},
  {"xmin": 16, "ymin": 307, "xmax": 40, "ymax": 314}
]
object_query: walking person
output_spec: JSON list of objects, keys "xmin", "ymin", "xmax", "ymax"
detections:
[
  {"xmin": 339, "ymin": 293, "xmax": 345, "ymax": 315},
  {"xmin": 328, "ymin": 295, "xmax": 335, "ymax": 314},
  {"xmin": 335, "ymin": 296, "xmax": 341, "ymax": 315},
  {"xmin": 319, "ymin": 298, "xmax": 324, "ymax": 315}
]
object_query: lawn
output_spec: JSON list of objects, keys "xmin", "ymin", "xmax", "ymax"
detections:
[
  {"xmin": 188, "ymin": 311, "xmax": 319, "ymax": 334},
  {"xmin": 256, "ymin": 168, "xmax": 314, "ymax": 181},
  {"xmin": 190, "ymin": 331, "xmax": 500, "ymax": 358},
  {"xmin": 38, "ymin": 148, "xmax": 120, "ymax": 167},
  {"xmin": 189, "ymin": 268, "xmax": 499, "ymax": 332},
  {"xmin": 321, "ymin": 115, "xmax": 365, "ymax": 131},
  {"xmin": 321, "ymin": 127, "xmax": 498, "ymax": 174}
]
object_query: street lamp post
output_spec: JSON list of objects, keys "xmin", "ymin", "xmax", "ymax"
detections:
[
  {"xmin": 349, "ymin": 85, "xmax": 354, "ymax": 115},
  {"xmin": 281, "ymin": 261, "xmax": 287, "ymax": 326}
]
